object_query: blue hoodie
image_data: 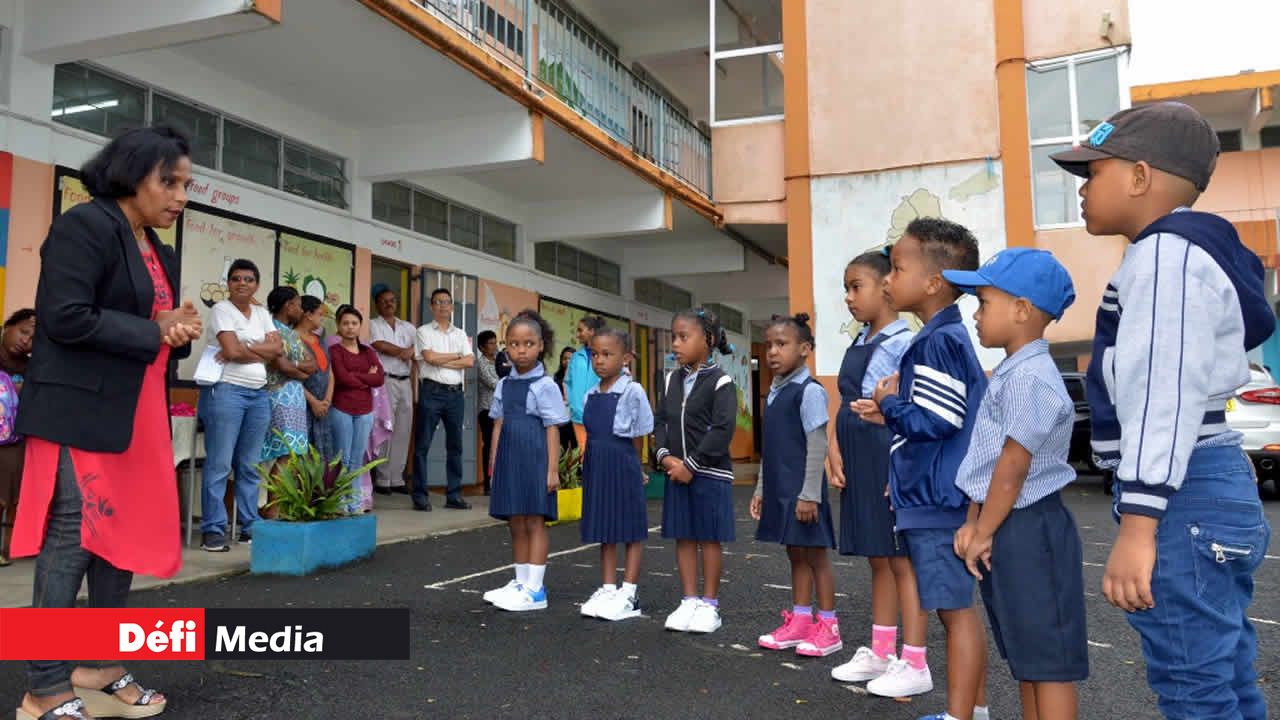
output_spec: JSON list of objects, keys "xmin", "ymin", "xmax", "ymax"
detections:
[{"xmin": 1089, "ymin": 209, "xmax": 1274, "ymax": 520}]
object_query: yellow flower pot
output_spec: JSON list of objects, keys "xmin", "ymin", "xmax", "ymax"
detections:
[{"xmin": 547, "ymin": 486, "xmax": 583, "ymax": 526}]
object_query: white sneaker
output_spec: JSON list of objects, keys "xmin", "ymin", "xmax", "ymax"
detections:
[
  {"xmin": 865, "ymin": 657, "xmax": 934, "ymax": 697},
  {"xmin": 974, "ymin": 706, "xmax": 991, "ymax": 720},
  {"xmin": 687, "ymin": 601, "xmax": 722, "ymax": 634},
  {"xmin": 483, "ymin": 579, "xmax": 520, "ymax": 605},
  {"xmin": 831, "ymin": 646, "xmax": 893, "ymax": 682},
  {"xmin": 664, "ymin": 598, "xmax": 700, "ymax": 631},
  {"xmin": 493, "ymin": 585, "xmax": 548, "ymax": 612},
  {"xmin": 580, "ymin": 587, "xmax": 615, "ymax": 618},
  {"xmin": 596, "ymin": 590, "xmax": 643, "ymax": 621}
]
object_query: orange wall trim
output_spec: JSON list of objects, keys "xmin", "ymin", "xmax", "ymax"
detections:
[
  {"xmin": 251, "ymin": 0, "xmax": 283, "ymax": 23},
  {"xmin": 994, "ymin": 0, "xmax": 1034, "ymax": 247},
  {"xmin": 1131, "ymin": 70, "xmax": 1280, "ymax": 103},
  {"xmin": 781, "ymin": 0, "xmax": 810, "ymax": 181},
  {"xmin": 355, "ymin": 0, "xmax": 721, "ymax": 226}
]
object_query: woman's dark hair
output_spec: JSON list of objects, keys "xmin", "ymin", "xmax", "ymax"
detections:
[
  {"xmin": 300, "ymin": 295, "xmax": 324, "ymax": 314},
  {"xmin": 554, "ymin": 345, "xmax": 574, "ymax": 384},
  {"xmin": 768, "ymin": 312, "xmax": 816, "ymax": 348},
  {"xmin": 848, "ymin": 244, "xmax": 893, "ymax": 278},
  {"xmin": 593, "ymin": 326, "xmax": 632, "ymax": 353},
  {"xmin": 507, "ymin": 308, "xmax": 554, "ymax": 360},
  {"xmin": 335, "ymin": 304, "xmax": 363, "ymax": 324},
  {"xmin": 477, "ymin": 330, "xmax": 497, "ymax": 347},
  {"xmin": 4, "ymin": 309, "xmax": 35, "ymax": 328},
  {"xmin": 579, "ymin": 315, "xmax": 607, "ymax": 333},
  {"xmin": 673, "ymin": 307, "xmax": 734, "ymax": 357},
  {"xmin": 228, "ymin": 258, "xmax": 260, "ymax": 283},
  {"xmin": 80, "ymin": 125, "xmax": 191, "ymax": 199},
  {"xmin": 267, "ymin": 286, "xmax": 299, "ymax": 315}
]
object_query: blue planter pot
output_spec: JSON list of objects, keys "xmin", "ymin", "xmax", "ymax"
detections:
[{"xmin": 250, "ymin": 515, "xmax": 377, "ymax": 576}]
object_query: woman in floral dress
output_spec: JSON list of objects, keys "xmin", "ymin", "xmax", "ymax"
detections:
[
  {"xmin": 261, "ymin": 287, "xmax": 315, "ymax": 471},
  {"xmin": 297, "ymin": 295, "xmax": 335, "ymax": 461}
]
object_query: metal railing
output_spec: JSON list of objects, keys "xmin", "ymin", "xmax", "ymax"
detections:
[{"xmin": 413, "ymin": 0, "xmax": 713, "ymax": 198}]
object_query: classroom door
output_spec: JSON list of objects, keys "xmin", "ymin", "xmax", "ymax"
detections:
[{"xmin": 418, "ymin": 270, "xmax": 479, "ymax": 489}]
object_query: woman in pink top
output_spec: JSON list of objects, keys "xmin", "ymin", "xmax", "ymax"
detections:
[{"xmin": 327, "ymin": 305, "xmax": 385, "ymax": 512}]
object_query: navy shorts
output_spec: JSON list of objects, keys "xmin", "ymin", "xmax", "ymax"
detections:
[
  {"xmin": 980, "ymin": 492, "xmax": 1089, "ymax": 682},
  {"xmin": 903, "ymin": 527, "xmax": 974, "ymax": 611}
]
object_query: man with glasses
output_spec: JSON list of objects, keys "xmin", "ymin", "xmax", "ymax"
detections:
[{"xmin": 412, "ymin": 288, "xmax": 473, "ymax": 511}]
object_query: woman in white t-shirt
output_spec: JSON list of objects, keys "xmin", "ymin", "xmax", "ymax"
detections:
[{"xmin": 196, "ymin": 258, "xmax": 282, "ymax": 552}]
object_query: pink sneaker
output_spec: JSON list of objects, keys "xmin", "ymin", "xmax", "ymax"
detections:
[
  {"xmin": 796, "ymin": 616, "xmax": 844, "ymax": 657},
  {"xmin": 758, "ymin": 610, "xmax": 813, "ymax": 650}
]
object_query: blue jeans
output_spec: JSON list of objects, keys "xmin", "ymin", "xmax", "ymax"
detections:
[
  {"xmin": 328, "ymin": 407, "xmax": 374, "ymax": 511},
  {"xmin": 1126, "ymin": 446, "xmax": 1270, "ymax": 720},
  {"xmin": 412, "ymin": 382, "xmax": 464, "ymax": 505},
  {"xmin": 199, "ymin": 382, "xmax": 270, "ymax": 538}
]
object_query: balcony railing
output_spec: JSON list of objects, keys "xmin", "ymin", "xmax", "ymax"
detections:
[{"xmin": 413, "ymin": 0, "xmax": 712, "ymax": 198}]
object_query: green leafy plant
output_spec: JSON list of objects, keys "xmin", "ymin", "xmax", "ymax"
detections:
[
  {"xmin": 558, "ymin": 446, "xmax": 583, "ymax": 491},
  {"xmin": 257, "ymin": 434, "xmax": 386, "ymax": 521}
]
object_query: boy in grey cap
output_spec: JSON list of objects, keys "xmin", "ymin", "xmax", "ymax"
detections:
[{"xmin": 1052, "ymin": 102, "xmax": 1273, "ymax": 720}]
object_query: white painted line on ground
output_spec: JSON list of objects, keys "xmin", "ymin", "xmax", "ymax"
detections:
[
  {"xmin": 1266, "ymin": 555, "xmax": 1280, "ymax": 560},
  {"xmin": 646, "ymin": 545, "xmax": 666, "ymax": 550},
  {"xmin": 1087, "ymin": 640, "xmax": 1113, "ymax": 648},
  {"xmin": 1083, "ymin": 562, "xmax": 1104, "ymax": 568},
  {"xmin": 571, "ymin": 563, "xmax": 593, "ymax": 568},
  {"xmin": 424, "ymin": 524, "xmax": 663, "ymax": 589},
  {"xmin": 648, "ymin": 571, "xmax": 674, "ymax": 577},
  {"xmin": 763, "ymin": 583, "xmax": 793, "ymax": 591},
  {"xmin": 1249, "ymin": 617, "xmax": 1280, "ymax": 626}
]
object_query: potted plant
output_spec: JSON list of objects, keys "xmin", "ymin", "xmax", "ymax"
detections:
[
  {"xmin": 548, "ymin": 446, "xmax": 584, "ymax": 526},
  {"xmin": 250, "ymin": 439, "xmax": 385, "ymax": 576}
]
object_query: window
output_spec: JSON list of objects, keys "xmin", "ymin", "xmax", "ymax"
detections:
[
  {"xmin": 284, "ymin": 142, "xmax": 347, "ymax": 209},
  {"xmin": 222, "ymin": 120, "xmax": 281, "ymax": 188},
  {"xmin": 371, "ymin": 181, "xmax": 519, "ymax": 262},
  {"xmin": 704, "ymin": 303, "xmax": 744, "ymax": 335},
  {"xmin": 1217, "ymin": 130, "xmax": 1244, "ymax": 153},
  {"xmin": 709, "ymin": 0, "xmax": 783, "ymax": 126},
  {"xmin": 52, "ymin": 63, "xmax": 145, "ymax": 137},
  {"xmin": 152, "ymin": 94, "xmax": 218, "ymax": 168},
  {"xmin": 1026, "ymin": 49, "xmax": 1128, "ymax": 227},
  {"xmin": 1262, "ymin": 126, "xmax": 1280, "ymax": 149},
  {"xmin": 635, "ymin": 277, "xmax": 692, "ymax": 313},
  {"xmin": 535, "ymin": 242, "xmax": 620, "ymax": 294}
]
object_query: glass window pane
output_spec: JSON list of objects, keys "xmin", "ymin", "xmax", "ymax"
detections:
[
  {"xmin": 714, "ymin": 53, "xmax": 784, "ymax": 122},
  {"xmin": 714, "ymin": 0, "xmax": 781, "ymax": 50},
  {"xmin": 1032, "ymin": 143, "xmax": 1079, "ymax": 226},
  {"xmin": 372, "ymin": 182, "xmax": 412, "ymax": 229},
  {"xmin": 578, "ymin": 252, "xmax": 598, "ymax": 288},
  {"xmin": 449, "ymin": 206, "xmax": 481, "ymax": 250},
  {"xmin": 1075, "ymin": 55, "xmax": 1120, "ymax": 135},
  {"xmin": 535, "ymin": 242, "xmax": 557, "ymax": 274},
  {"xmin": 1217, "ymin": 130, "xmax": 1243, "ymax": 153},
  {"xmin": 1262, "ymin": 126, "xmax": 1280, "ymax": 148},
  {"xmin": 1026, "ymin": 64, "xmax": 1071, "ymax": 140},
  {"xmin": 599, "ymin": 261, "xmax": 620, "ymax": 294},
  {"xmin": 413, "ymin": 192, "xmax": 448, "ymax": 239},
  {"xmin": 482, "ymin": 217, "xmax": 516, "ymax": 260},
  {"xmin": 151, "ymin": 94, "xmax": 217, "ymax": 168},
  {"xmin": 52, "ymin": 63, "xmax": 145, "ymax": 137},
  {"xmin": 283, "ymin": 141, "xmax": 346, "ymax": 208},
  {"xmin": 558, "ymin": 245, "xmax": 579, "ymax": 281},
  {"xmin": 222, "ymin": 120, "xmax": 280, "ymax": 188}
]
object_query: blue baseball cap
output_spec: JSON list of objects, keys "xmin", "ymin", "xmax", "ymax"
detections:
[{"xmin": 942, "ymin": 248, "xmax": 1076, "ymax": 320}]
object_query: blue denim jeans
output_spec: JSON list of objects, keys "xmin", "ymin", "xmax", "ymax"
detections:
[
  {"xmin": 29, "ymin": 447, "xmax": 132, "ymax": 696},
  {"xmin": 1126, "ymin": 446, "xmax": 1270, "ymax": 720},
  {"xmin": 327, "ymin": 407, "xmax": 374, "ymax": 512},
  {"xmin": 198, "ymin": 382, "xmax": 270, "ymax": 539},
  {"xmin": 412, "ymin": 382, "xmax": 464, "ymax": 506}
]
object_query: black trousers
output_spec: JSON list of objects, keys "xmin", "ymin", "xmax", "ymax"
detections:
[{"xmin": 478, "ymin": 410, "xmax": 494, "ymax": 493}]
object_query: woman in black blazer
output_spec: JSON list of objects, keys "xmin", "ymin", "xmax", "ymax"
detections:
[{"xmin": 11, "ymin": 126, "xmax": 200, "ymax": 720}]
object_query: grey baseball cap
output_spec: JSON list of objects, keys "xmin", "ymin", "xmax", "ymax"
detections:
[{"xmin": 1050, "ymin": 102, "xmax": 1220, "ymax": 191}]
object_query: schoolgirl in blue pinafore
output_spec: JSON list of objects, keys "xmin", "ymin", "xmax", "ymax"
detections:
[
  {"xmin": 837, "ymin": 320, "xmax": 913, "ymax": 557},
  {"xmin": 490, "ymin": 364, "xmax": 566, "ymax": 521},
  {"xmin": 756, "ymin": 369, "xmax": 835, "ymax": 548},
  {"xmin": 580, "ymin": 374, "xmax": 653, "ymax": 543}
]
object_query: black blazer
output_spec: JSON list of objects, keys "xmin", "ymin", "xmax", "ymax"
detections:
[{"xmin": 17, "ymin": 198, "xmax": 190, "ymax": 453}]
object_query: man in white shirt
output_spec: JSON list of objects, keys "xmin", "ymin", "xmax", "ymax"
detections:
[
  {"xmin": 368, "ymin": 285, "xmax": 416, "ymax": 495},
  {"xmin": 413, "ymin": 288, "xmax": 474, "ymax": 511}
]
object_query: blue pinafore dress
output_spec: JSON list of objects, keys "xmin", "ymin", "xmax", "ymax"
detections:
[
  {"xmin": 489, "ymin": 377, "xmax": 557, "ymax": 521},
  {"xmin": 755, "ymin": 378, "xmax": 835, "ymax": 548},
  {"xmin": 580, "ymin": 392, "xmax": 649, "ymax": 544},
  {"xmin": 836, "ymin": 329, "xmax": 908, "ymax": 557}
]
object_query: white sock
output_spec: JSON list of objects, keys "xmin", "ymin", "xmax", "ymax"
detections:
[
  {"xmin": 973, "ymin": 706, "xmax": 990, "ymax": 720},
  {"xmin": 621, "ymin": 582, "xmax": 637, "ymax": 598},
  {"xmin": 602, "ymin": 583, "xmax": 617, "ymax": 592},
  {"xmin": 527, "ymin": 564, "xmax": 546, "ymax": 592},
  {"xmin": 515, "ymin": 564, "xmax": 529, "ymax": 586},
  {"xmin": 943, "ymin": 714, "xmax": 961, "ymax": 720}
]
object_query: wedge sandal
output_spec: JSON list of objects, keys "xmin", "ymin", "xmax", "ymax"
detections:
[
  {"xmin": 73, "ymin": 673, "xmax": 165, "ymax": 719},
  {"xmin": 15, "ymin": 697, "xmax": 90, "ymax": 720}
]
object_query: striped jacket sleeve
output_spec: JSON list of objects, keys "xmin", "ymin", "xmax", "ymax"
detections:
[
  {"xmin": 881, "ymin": 336, "xmax": 969, "ymax": 442},
  {"xmin": 686, "ymin": 374, "xmax": 738, "ymax": 473},
  {"xmin": 1112, "ymin": 235, "xmax": 1220, "ymax": 519}
]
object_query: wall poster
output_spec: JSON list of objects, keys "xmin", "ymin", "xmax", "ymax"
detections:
[{"xmin": 277, "ymin": 232, "xmax": 354, "ymax": 336}]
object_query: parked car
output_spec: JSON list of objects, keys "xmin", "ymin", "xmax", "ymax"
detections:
[
  {"xmin": 1226, "ymin": 365, "xmax": 1280, "ymax": 495},
  {"xmin": 1060, "ymin": 372, "xmax": 1095, "ymax": 471}
]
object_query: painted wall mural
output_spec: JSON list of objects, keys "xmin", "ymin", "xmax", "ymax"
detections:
[
  {"xmin": 477, "ymin": 279, "xmax": 539, "ymax": 350},
  {"xmin": 539, "ymin": 296, "xmax": 629, "ymax": 377},
  {"xmin": 277, "ymin": 232, "xmax": 353, "ymax": 336},
  {"xmin": 810, "ymin": 158, "xmax": 1008, "ymax": 374}
]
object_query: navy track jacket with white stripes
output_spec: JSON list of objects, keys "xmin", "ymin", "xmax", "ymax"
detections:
[
  {"xmin": 880, "ymin": 305, "xmax": 989, "ymax": 530},
  {"xmin": 654, "ymin": 364, "xmax": 738, "ymax": 483}
]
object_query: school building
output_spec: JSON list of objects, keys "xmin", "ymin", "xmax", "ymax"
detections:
[{"xmin": 0, "ymin": 0, "xmax": 1275, "ymax": 475}]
